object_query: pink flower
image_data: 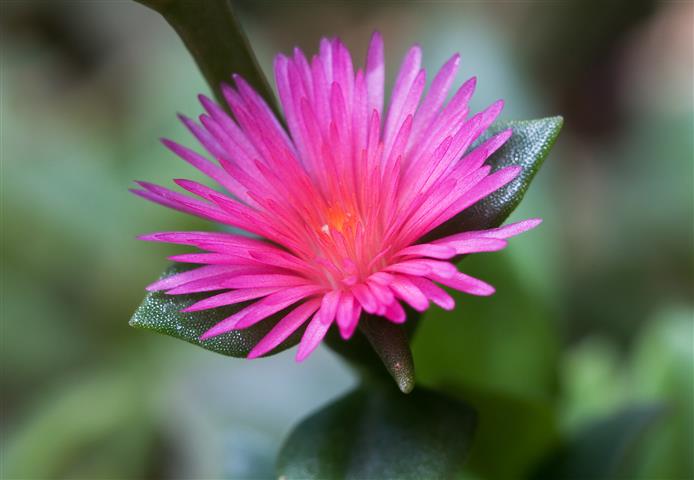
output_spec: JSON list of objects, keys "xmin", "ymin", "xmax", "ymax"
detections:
[{"xmin": 133, "ymin": 33, "xmax": 540, "ymax": 362}]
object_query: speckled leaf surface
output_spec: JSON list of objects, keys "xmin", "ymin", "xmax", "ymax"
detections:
[
  {"xmin": 276, "ymin": 385, "xmax": 477, "ymax": 479},
  {"xmin": 129, "ymin": 264, "xmax": 303, "ymax": 357},
  {"xmin": 427, "ymin": 116, "xmax": 563, "ymax": 239}
]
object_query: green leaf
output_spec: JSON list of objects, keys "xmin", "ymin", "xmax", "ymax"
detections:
[
  {"xmin": 426, "ymin": 116, "xmax": 563, "ymax": 239},
  {"xmin": 134, "ymin": 0, "xmax": 280, "ymax": 118},
  {"xmin": 276, "ymin": 384, "xmax": 477, "ymax": 479},
  {"xmin": 129, "ymin": 264, "xmax": 303, "ymax": 357},
  {"xmin": 359, "ymin": 316, "xmax": 416, "ymax": 394},
  {"xmin": 532, "ymin": 405, "xmax": 664, "ymax": 480}
]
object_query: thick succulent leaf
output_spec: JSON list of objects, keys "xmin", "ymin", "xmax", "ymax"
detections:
[
  {"xmin": 427, "ymin": 116, "xmax": 563, "ymax": 240},
  {"xmin": 135, "ymin": 0, "xmax": 280, "ymax": 118},
  {"xmin": 323, "ymin": 314, "xmax": 418, "ymax": 393},
  {"xmin": 130, "ymin": 264, "xmax": 303, "ymax": 357},
  {"xmin": 276, "ymin": 385, "xmax": 477, "ymax": 479},
  {"xmin": 324, "ymin": 314, "xmax": 418, "ymax": 394},
  {"xmin": 532, "ymin": 404, "xmax": 664, "ymax": 480}
]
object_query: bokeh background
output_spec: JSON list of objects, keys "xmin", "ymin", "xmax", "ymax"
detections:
[{"xmin": 2, "ymin": 0, "xmax": 692, "ymax": 478}]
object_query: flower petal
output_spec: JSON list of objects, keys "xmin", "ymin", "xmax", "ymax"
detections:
[
  {"xmin": 296, "ymin": 307, "xmax": 334, "ymax": 362},
  {"xmin": 247, "ymin": 299, "xmax": 321, "ymax": 359}
]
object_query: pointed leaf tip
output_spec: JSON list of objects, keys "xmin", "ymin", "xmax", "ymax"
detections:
[
  {"xmin": 359, "ymin": 316, "xmax": 416, "ymax": 393},
  {"xmin": 427, "ymin": 115, "xmax": 563, "ymax": 239}
]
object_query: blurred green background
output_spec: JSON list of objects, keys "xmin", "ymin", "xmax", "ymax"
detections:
[{"xmin": 1, "ymin": 0, "xmax": 692, "ymax": 479}]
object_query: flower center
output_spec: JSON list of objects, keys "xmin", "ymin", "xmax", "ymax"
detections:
[{"xmin": 320, "ymin": 204, "xmax": 357, "ymax": 236}]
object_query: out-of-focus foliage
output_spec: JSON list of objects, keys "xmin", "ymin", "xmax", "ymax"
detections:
[
  {"xmin": 277, "ymin": 384, "xmax": 477, "ymax": 479},
  {"xmin": 2, "ymin": 0, "xmax": 691, "ymax": 478}
]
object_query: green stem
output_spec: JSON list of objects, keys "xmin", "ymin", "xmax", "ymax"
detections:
[{"xmin": 135, "ymin": 0, "xmax": 280, "ymax": 117}]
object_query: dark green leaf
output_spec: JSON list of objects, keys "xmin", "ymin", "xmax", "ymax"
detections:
[
  {"xmin": 134, "ymin": 0, "xmax": 280, "ymax": 118},
  {"xmin": 532, "ymin": 404, "xmax": 664, "ymax": 480},
  {"xmin": 276, "ymin": 384, "xmax": 477, "ymax": 479},
  {"xmin": 426, "ymin": 116, "xmax": 563, "ymax": 240},
  {"xmin": 129, "ymin": 264, "xmax": 303, "ymax": 357}
]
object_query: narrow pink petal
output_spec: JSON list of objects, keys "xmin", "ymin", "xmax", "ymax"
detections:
[
  {"xmin": 396, "ymin": 244, "xmax": 457, "ymax": 259},
  {"xmin": 182, "ymin": 287, "xmax": 279, "ymax": 312},
  {"xmin": 295, "ymin": 307, "xmax": 333, "ymax": 362},
  {"xmin": 386, "ymin": 259, "xmax": 457, "ymax": 278},
  {"xmin": 139, "ymin": 230, "xmax": 259, "ymax": 247},
  {"xmin": 426, "ymin": 166, "xmax": 521, "ymax": 233},
  {"xmin": 429, "ymin": 271, "xmax": 495, "ymax": 296},
  {"xmin": 336, "ymin": 293, "xmax": 357, "ymax": 339},
  {"xmin": 131, "ymin": 188, "xmax": 183, "ymax": 214},
  {"xmin": 332, "ymin": 39, "xmax": 355, "ymax": 106},
  {"xmin": 384, "ymin": 44, "xmax": 422, "ymax": 146},
  {"xmin": 454, "ymin": 129, "xmax": 512, "ymax": 180},
  {"xmin": 385, "ymin": 261, "xmax": 430, "ymax": 276},
  {"xmin": 433, "ymin": 237, "xmax": 508, "ymax": 255},
  {"xmin": 234, "ymin": 285, "xmax": 322, "ymax": 330},
  {"xmin": 133, "ymin": 181, "xmax": 238, "ymax": 227},
  {"xmin": 411, "ymin": 53, "xmax": 460, "ymax": 142},
  {"xmin": 319, "ymin": 37, "xmax": 334, "ymax": 81},
  {"xmin": 233, "ymin": 74, "xmax": 295, "ymax": 153},
  {"xmin": 383, "ymin": 301, "xmax": 406, "ymax": 323},
  {"xmin": 347, "ymin": 304, "xmax": 362, "ymax": 339},
  {"xmin": 145, "ymin": 265, "xmax": 237, "ymax": 292},
  {"xmin": 455, "ymin": 165, "xmax": 521, "ymax": 210},
  {"xmin": 317, "ymin": 290, "xmax": 340, "ymax": 325},
  {"xmin": 368, "ymin": 271, "xmax": 396, "ymax": 285},
  {"xmin": 168, "ymin": 273, "xmax": 311, "ymax": 294},
  {"xmin": 352, "ymin": 283, "xmax": 379, "ymax": 313},
  {"xmin": 196, "ymin": 93, "xmax": 262, "ymax": 173},
  {"xmin": 406, "ymin": 76, "xmax": 476, "ymax": 163},
  {"xmin": 409, "ymin": 277, "xmax": 455, "ymax": 310},
  {"xmin": 365, "ymin": 31, "xmax": 384, "ymax": 116},
  {"xmin": 160, "ymin": 138, "xmax": 241, "ymax": 196},
  {"xmin": 477, "ymin": 218, "xmax": 543, "ymax": 239},
  {"xmin": 390, "ymin": 275, "xmax": 429, "ymax": 311},
  {"xmin": 200, "ymin": 285, "xmax": 322, "ymax": 339},
  {"xmin": 247, "ymin": 299, "xmax": 321, "ymax": 359},
  {"xmin": 273, "ymin": 54, "xmax": 306, "ymax": 159},
  {"xmin": 168, "ymin": 253, "xmax": 242, "ymax": 265},
  {"xmin": 367, "ymin": 280, "xmax": 395, "ymax": 306}
]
